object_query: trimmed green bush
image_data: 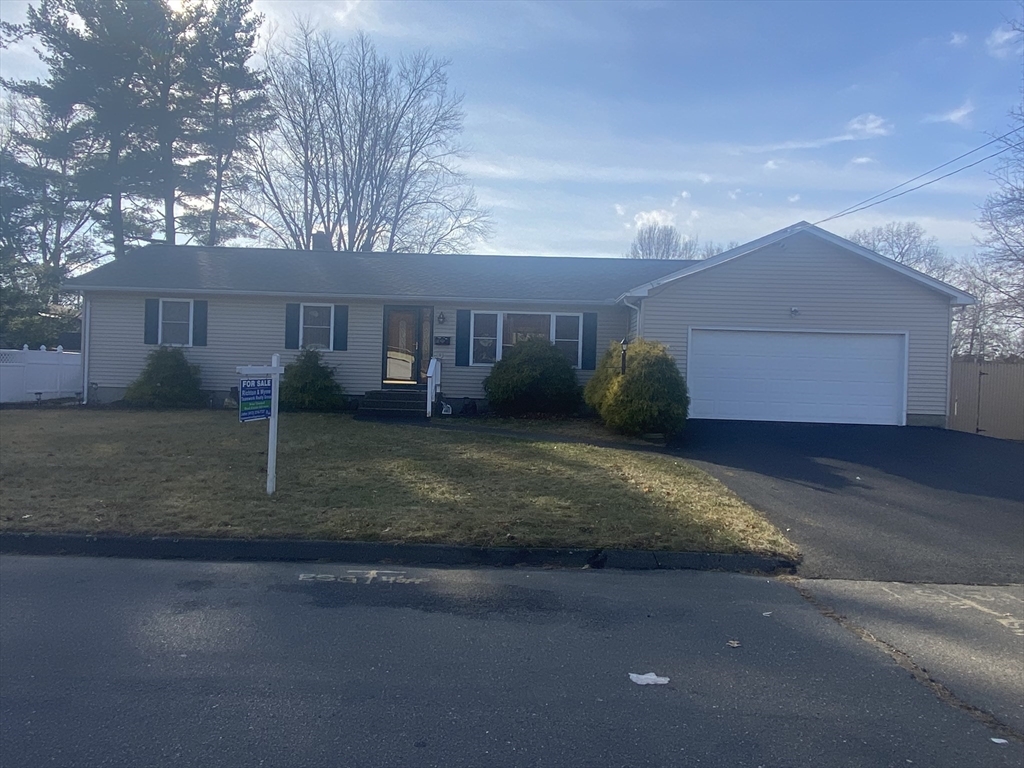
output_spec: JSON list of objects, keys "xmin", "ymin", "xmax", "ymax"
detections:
[
  {"xmin": 483, "ymin": 337, "xmax": 582, "ymax": 417},
  {"xmin": 593, "ymin": 339, "xmax": 689, "ymax": 437},
  {"xmin": 123, "ymin": 347, "xmax": 205, "ymax": 408},
  {"xmin": 280, "ymin": 349, "xmax": 346, "ymax": 412},
  {"xmin": 583, "ymin": 341, "xmax": 623, "ymax": 413}
]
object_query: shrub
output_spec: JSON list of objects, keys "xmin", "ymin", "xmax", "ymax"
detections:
[
  {"xmin": 123, "ymin": 346, "xmax": 205, "ymax": 408},
  {"xmin": 280, "ymin": 349, "xmax": 346, "ymax": 412},
  {"xmin": 583, "ymin": 341, "xmax": 623, "ymax": 413},
  {"xmin": 594, "ymin": 339, "xmax": 689, "ymax": 437},
  {"xmin": 483, "ymin": 337, "xmax": 582, "ymax": 417}
]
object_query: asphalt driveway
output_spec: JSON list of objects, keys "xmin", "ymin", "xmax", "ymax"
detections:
[{"xmin": 671, "ymin": 421, "xmax": 1024, "ymax": 584}]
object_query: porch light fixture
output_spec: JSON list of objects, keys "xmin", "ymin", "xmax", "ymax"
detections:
[
  {"xmin": 437, "ymin": 311, "xmax": 446, "ymax": 325},
  {"xmin": 620, "ymin": 338, "xmax": 629, "ymax": 375}
]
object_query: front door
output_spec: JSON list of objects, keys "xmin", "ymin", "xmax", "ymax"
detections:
[{"xmin": 383, "ymin": 306, "xmax": 432, "ymax": 386}]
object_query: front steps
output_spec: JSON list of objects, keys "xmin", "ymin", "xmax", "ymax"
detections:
[{"xmin": 355, "ymin": 388, "xmax": 429, "ymax": 421}]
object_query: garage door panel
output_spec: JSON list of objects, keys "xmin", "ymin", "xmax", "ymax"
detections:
[{"xmin": 687, "ymin": 330, "xmax": 905, "ymax": 425}]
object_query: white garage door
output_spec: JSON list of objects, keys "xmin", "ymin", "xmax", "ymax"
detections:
[{"xmin": 687, "ymin": 329, "xmax": 906, "ymax": 425}]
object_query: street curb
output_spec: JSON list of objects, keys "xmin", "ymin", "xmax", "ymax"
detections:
[{"xmin": 0, "ymin": 533, "xmax": 797, "ymax": 573}]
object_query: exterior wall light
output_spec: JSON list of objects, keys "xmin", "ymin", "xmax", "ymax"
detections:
[{"xmin": 437, "ymin": 311, "xmax": 446, "ymax": 325}]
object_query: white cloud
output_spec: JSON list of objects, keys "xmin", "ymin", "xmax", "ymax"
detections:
[
  {"xmin": 697, "ymin": 173, "xmax": 712, "ymax": 184},
  {"xmin": 924, "ymin": 99, "xmax": 974, "ymax": 127},
  {"xmin": 634, "ymin": 209, "xmax": 676, "ymax": 228},
  {"xmin": 734, "ymin": 113, "xmax": 892, "ymax": 153},
  {"xmin": 614, "ymin": 203, "xmax": 625, "ymax": 216},
  {"xmin": 846, "ymin": 113, "xmax": 892, "ymax": 138},
  {"xmin": 788, "ymin": 194, "xmax": 801, "ymax": 203},
  {"xmin": 727, "ymin": 189, "xmax": 742, "ymax": 201},
  {"xmin": 949, "ymin": 32, "xmax": 967, "ymax": 47},
  {"xmin": 986, "ymin": 24, "xmax": 1023, "ymax": 59},
  {"xmin": 764, "ymin": 160, "xmax": 779, "ymax": 170},
  {"xmin": 851, "ymin": 156, "xmax": 875, "ymax": 165},
  {"xmin": 680, "ymin": 190, "xmax": 691, "ymax": 199}
]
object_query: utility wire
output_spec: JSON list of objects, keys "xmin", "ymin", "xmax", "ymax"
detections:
[{"xmin": 814, "ymin": 127, "xmax": 1021, "ymax": 225}]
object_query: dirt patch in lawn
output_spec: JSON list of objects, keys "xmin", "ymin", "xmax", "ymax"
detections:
[{"xmin": 0, "ymin": 410, "xmax": 797, "ymax": 557}]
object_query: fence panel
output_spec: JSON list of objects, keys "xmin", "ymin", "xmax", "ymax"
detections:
[
  {"xmin": 949, "ymin": 360, "xmax": 1024, "ymax": 441},
  {"xmin": 0, "ymin": 348, "xmax": 83, "ymax": 403}
]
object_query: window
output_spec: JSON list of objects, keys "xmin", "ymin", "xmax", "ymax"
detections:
[
  {"xmin": 300, "ymin": 304, "xmax": 333, "ymax": 350},
  {"xmin": 554, "ymin": 314, "xmax": 582, "ymax": 366},
  {"xmin": 471, "ymin": 312, "xmax": 498, "ymax": 364},
  {"xmin": 470, "ymin": 311, "xmax": 583, "ymax": 367},
  {"xmin": 159, "ymin": 299, "xmax": 192, "ymax": 346}
]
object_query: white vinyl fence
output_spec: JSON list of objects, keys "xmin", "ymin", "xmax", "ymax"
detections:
[{"xmin": 0, "ymin": 347, "xmax": 83, "ymax": 403}]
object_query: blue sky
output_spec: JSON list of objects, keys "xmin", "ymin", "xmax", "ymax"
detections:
[{"xmin": 2, "ymin": 0, "xmax": 1021, "ymax": 258}]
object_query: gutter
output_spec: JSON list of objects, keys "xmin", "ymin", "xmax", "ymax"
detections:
[
  {"xmin": 69, "ymin": 287, "xmax": 618, "ymax": 307},
  {"xmin": 623, "ymin": 296, "xmax": 642, "ymax": 338}
]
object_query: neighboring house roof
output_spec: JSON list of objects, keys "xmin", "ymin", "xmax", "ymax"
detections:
[
  {"xmin": 65, "ymin": 245, "xmax": 695, "ymax": 304},
  {"xmin": 620, "ymin": 222, "xmax": 976, "ymax": 305}
]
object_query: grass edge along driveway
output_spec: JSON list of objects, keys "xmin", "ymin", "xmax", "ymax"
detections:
[{"xmin": 0, "ymin": 410, "xmax": 797, "ymax": 559}]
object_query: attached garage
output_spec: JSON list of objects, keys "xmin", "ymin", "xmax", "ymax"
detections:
[
  {"xmin": 631, "ymin": 223, "xmax": 976, "ymax": 428},
  {"xmin": 686, "ymin": 329, "xmax": 906, "ymax": 425}
]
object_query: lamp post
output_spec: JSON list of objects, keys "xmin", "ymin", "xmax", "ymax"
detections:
[{"xmin": 620, "ymin": 338, "xmax": 628, "ymax": 375}]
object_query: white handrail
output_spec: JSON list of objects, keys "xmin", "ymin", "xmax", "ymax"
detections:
[{"xmin": 426, "ymin": 357, "xmax": 441, "ymax": 417}]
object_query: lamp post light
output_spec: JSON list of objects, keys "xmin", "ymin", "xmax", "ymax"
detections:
[{"xmin": 620, "ymin": 338, "xmax": 628, "ymax": 375}]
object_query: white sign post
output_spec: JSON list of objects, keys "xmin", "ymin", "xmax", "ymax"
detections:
[{"xmin": 237, "ymin": 353, "xmax": 285, "ymax": 495}]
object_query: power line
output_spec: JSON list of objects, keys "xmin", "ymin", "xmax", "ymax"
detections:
[{"xmin": 814, "ymin": 128, "xmax": 1021, "ymax": 225}]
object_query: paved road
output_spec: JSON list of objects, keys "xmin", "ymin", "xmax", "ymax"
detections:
[
  {"xmin": 672, "ymin": 421, "xmax": 1024, "ymax": 584},
  {"xmin": 802, "ymin": 580, "xmax": 1024, "ymax": 733},
  {"xmin": 2, "ymin": 555, "xmax": 1020, "ymax": 768}
]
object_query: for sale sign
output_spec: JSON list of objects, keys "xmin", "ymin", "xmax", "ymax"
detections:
[{"xmin": 239, "ymin": 378, "xmax": 273, "ymax": 422}]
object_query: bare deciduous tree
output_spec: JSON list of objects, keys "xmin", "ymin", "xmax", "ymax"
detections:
[
  {"xmin": 848, "ymin": 221, "xmax": 955, "ymax": 281},
  {"xmin": 626, "ymin": 224, "xmax": 734, "ymax": 259},
  {"xmin": 240, "ymin": 25, "xmax": 488, "ymax": 253},
  {"xmin": 974, "ymin": 104, "xmax": 1024, "ymax": 326}
]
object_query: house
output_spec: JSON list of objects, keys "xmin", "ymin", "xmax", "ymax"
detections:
[{"xmin": 66, "ymin": 222, "xmax": 974, "ymax": 427}]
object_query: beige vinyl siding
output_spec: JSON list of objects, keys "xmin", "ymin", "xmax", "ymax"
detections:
[
  {"xmin": 640, "ymin": 231, "xmax": 953, "ymax": 418},
  {"xmin": 86, "ymin": 294, "xmax": 629, "ymax": 400},
  {"xmin": 429, "ymin": 303, "xmax": 629, "ymax": 399},
  {"xmin": 86, "ymin": 292, "xmax": 383, "ymax": 395}
]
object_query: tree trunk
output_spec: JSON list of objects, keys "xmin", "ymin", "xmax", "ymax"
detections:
[{"xmin": 108, "ymin": 134, "xmax": 125, "ymax": 259}]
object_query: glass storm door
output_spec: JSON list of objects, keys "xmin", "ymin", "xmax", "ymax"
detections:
[{"xmin": 383, "ymin": 307, "xmax": 431, "ymax": 385}]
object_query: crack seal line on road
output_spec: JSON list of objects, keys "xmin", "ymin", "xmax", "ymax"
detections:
[{"xmin": 784, "ymin": 576, "xmax": 1024, "ymax": 744}]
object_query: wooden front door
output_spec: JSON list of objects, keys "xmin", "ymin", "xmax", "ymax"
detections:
[{"xmin": 383, "ymin": 306, "xmax": 432, "ymax": 386}]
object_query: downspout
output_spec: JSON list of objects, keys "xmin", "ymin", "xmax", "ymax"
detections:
[
  {"xmin": 81, "ymin": 294, "xmax": 90, "ymax": 405},
  {"xmin": 623, "ymin": 296, "xmax": 642, "ymax": 339}
]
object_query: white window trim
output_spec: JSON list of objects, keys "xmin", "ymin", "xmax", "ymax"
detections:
[
  {"xmin": 158, "ymin": 298, "xmax": 193, "ymax": 347},
  {"xmin": 470, "ymin": 310, "xmax": 583, "ymax": 368},
  {"xmin": 299, "ymin": 303, "xmax": 334, "ymax": 351}
]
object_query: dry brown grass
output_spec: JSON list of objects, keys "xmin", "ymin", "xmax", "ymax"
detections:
[{"xmin": 0, "ymin": 409, "xmax": 797, "ymax": 557}]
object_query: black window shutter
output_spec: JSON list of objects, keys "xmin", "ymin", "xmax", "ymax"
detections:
[
  {"xmin": 332, "ymin": 305, "xmax": 348, "ymax": 351},
  {"xmin": 285, "ymin": 303, "xmax": 300, "ymax": 349},
  {"xmin": 581, "ymin": 312, "xmax": 598, "ymax": 370},
  {"xmin": 455, "ymin": 310, "xmax": 471, "ymax": 366},
  {"xmin": 192, "ymin": 300, "xmax": 208, "ymax": 346},
  {"xmin": 144, "ymin": 299, "xmax": 159, "ymax": 344}
]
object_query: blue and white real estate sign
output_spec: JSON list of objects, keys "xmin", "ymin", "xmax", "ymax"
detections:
[{"xmin": 239, "ymin": 378, "xmax": 273, "ymax": 422}]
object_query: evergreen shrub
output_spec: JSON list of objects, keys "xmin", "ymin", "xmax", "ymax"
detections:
[
  {"xmin": 123, "ymin": 347, "xmax": 205, "ymax": 408},
  {"xmin": 482, "ymin": 338, "xmax": 582, "ymax": 417},
  {"xmin": 280, "ymin": 349, "xmax": 346, "ymax": 412},
  {"xmin": 588, "ymin": 339, "xmax": 689, "ymax": 437}
]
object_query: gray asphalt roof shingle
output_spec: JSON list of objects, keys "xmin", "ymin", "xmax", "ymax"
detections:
[{"xmin": 65, "ymin": 245, "xmax": 695, "ymax": 303}]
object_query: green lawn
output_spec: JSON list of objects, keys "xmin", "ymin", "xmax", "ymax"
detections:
[{"xmin": 0, "ymin": 409, "xmax": 797, "ymax": 558}]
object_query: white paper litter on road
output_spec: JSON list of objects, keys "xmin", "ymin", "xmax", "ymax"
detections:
[
  {"xmin": 628, "ymin": 672, "xmax": 669, "ymax": 685},
  {"xmin": 990, "ymin": 738, "xmax": 1008, "ymax": 744}
]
